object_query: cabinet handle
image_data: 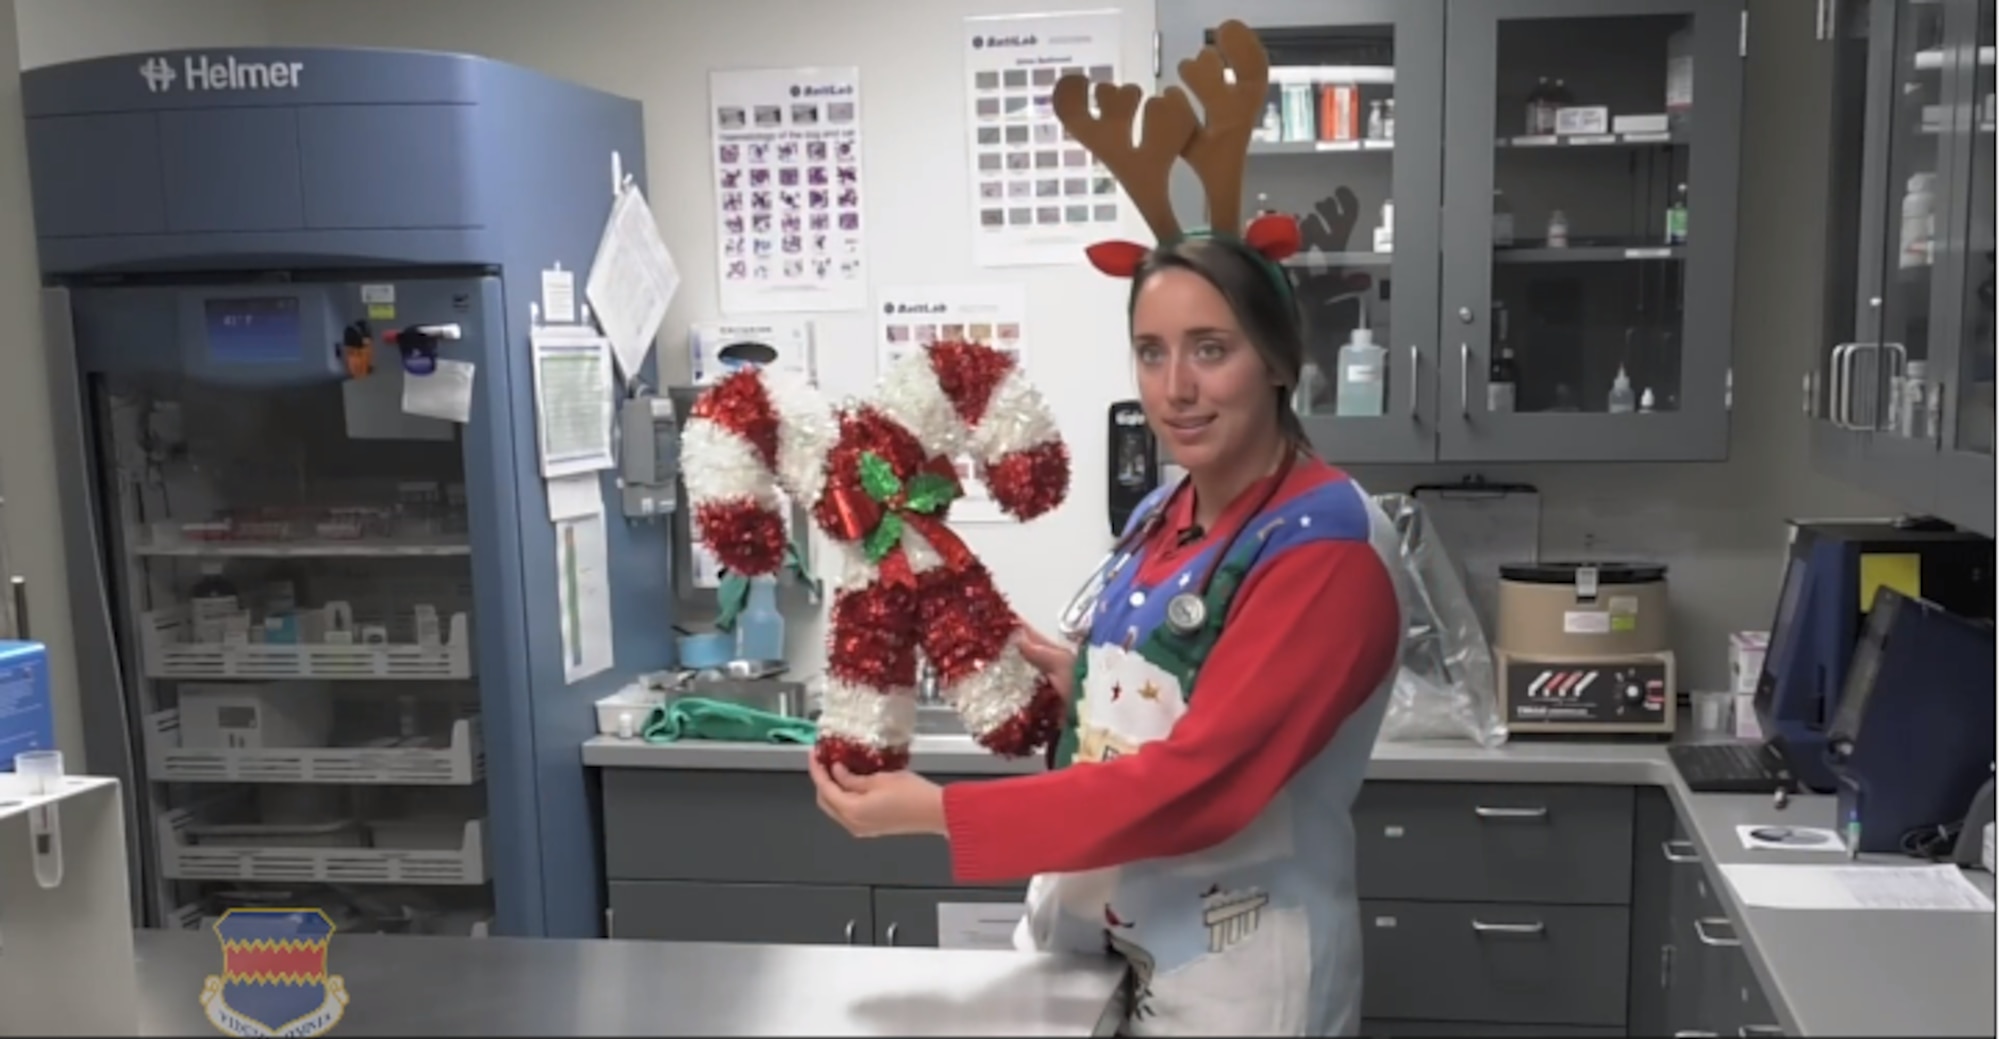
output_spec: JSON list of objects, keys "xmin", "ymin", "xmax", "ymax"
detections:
[
  {"xmin": 844, "ymin": 919, "xmax": 858, "ymax": 945},
  {"xmin": 1459, "ymin": 343, "xmax": 1470, "ymax": 415},
  {"xmin": 1473, "ymin": 805, "xmax": 1548, "ymax": 820},
  {"xmin": 1470, "ymin": 920, "xmax": 1545, "ymax": 936},
  {"xmin": 1673, "ymin": 1032, "xmax": 1721, "ymax": 1037},
  {"xmin": 885, "ymin": 922, "xmax": 900, "ymax": 946},
  {"xmin": 1693, "ymin": 916, "xmax": 1742, "ymax": 947},
  {"xmin": 1409, "ymin": 344, "xmax": 1420, "ymax": 420},
  {"xmin": 1662, "ymin": 838, "xmax": 1701, "ymax": 863}
]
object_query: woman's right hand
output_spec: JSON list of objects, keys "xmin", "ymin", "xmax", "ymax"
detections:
[{"xmin": 1015, "ymin": 623, "xmax": 1077, "ymax": 701}]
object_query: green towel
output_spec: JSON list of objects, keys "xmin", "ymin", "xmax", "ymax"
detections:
[{"xmin": 640, "ymin": 696, "xmax": 818, "ymax": 745}]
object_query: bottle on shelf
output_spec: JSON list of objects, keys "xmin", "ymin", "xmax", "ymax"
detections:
[
  {"xmin": 1259, "ymin": 102, "xmax": 1282, "ymax": 142},
  {"xmin": 1899, "ymin": 360, "xmax": 1934, "ymax": 438},
  {"xmin": 1367, "ymin": 100, "xmax": 1385, "ymax": 140},
  {"xmin": 1608, "ymin": 366, "xmax": 1637, "ymax": 414},
  {"xmin": 1373, "ymin": 199, "xmax": 1395, "ymax": 253},
  {"xmin": 1639, "ymin": 387, "xmax": 1657, "ymax": 413},
  {"xmin": 1547, "ymin": 209, "xmax": 1570, "ymax": 248},
  {"xmin": 189, "ymin": 562, "xmax": 240, "ymax": 644},
  {"xmin": 1900, "ymin": 173, "xmax": 1936, "ymax": 269},
  {"xmin": 1493, "ymin": 190, "xmax": 1516, "ymax": 247},
  {"xmin": 1487, "ymin": 301, "xmax": 1517, "ymax": 413},
  {"xmin": 1526, "ymin": 76, "xmax": 1556, "ymax": 134},
  {"xmin": 1381, "ymin": 98, "xmax": 1396, "ymax": 141},
  {"xmin": 1666, "ymin": 183, "xmax": 1689, "ymax": 245}
]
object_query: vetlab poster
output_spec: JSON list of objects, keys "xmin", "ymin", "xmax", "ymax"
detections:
[
  {"xmin": 874, "ymin": 284, "xmax": 1028, "ymax": 524},
  {"xmin": 964, "ymin": 10, "xmax": 1125, "ymax": 267},
  {"xmin": 709, "ymin": 66, "xmax": 868, "ymax": 314}
]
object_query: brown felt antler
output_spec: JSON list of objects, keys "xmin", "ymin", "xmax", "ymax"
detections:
[
  {"xmin": 1178, "ymin": 20, "xmax": 1271, "ymax": 235},
  {"xmin": 1052, "ymin": 77, "xmax": 1198, "ymax": 241}
]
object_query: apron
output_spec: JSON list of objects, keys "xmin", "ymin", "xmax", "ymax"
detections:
[{"xmin": 1016, "ymin": 476, "xmax": 1409, "ymax": 1037}]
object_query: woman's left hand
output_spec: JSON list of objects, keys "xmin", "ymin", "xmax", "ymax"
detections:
[{"xmin": 809, "ymin": 753, "xmax": 948, "ymax": 838}]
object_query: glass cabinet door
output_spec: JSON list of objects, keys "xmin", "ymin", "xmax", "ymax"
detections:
[
  {"xmin": 1851, "ymin": 0, "xmax": 1957, "ymax": 511},
  {"xmin": 1439, "ymin": 0, "xmax": 1743, "ymax": 462},
  {"xmin": 1949, "ymin": 0, "xmax": 1994, "ymax": 458},
  {"xmin": 1156, "ymin": 0, "xmax": 1446, "ymax": 464}
]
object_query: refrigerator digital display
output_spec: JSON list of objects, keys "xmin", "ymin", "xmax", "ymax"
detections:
[{"xmin": 203, "ymin": 296, "xmax": 303, "ymax": 364}]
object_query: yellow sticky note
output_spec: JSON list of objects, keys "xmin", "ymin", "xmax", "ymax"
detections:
[
  {"xmin": 1859, "ymin": 553, "xmax": 1921, "ymax": 612},
  {"xmin": 367, "ymin": 303, "xmax": 395, "ymax": 321}
]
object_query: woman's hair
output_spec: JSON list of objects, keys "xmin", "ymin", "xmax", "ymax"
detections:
[{"xmin": 1128, "ymin": 235, "xmax": 1312, "ymax": 449}]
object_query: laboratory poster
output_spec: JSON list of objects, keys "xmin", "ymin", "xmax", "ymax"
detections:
[
  {"xmin": 874, "ymin": 284, "xmax": 1028, "ymax": 524},
  {"xmin": 709, "ymin": 65, "xmax": 868, "ymax": 314},
  {"xmin": 964, "ymin": 10, "xmax": 1125, "ymax": 268}
]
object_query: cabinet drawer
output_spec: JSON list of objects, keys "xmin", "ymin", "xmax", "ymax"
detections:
[
  {"xmin": 1361, "ymin": 900, "xmax": 1630, "ymax": 1027},
  {"xmin": 1355, "ymin": 783, "xmax": 1635, "ymax": 905},
  {"xmin": 873, "ymin": 887, "xmax": 1025, "ymax": 948},
  {"xmin": 608, "ymin": 879, "xmax": 872, "ymax": 945},
  {"xmin": 604, "ymin": 768, "xmax": 981, "ymax": 886}
]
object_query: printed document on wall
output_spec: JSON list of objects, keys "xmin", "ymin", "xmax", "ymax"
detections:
[
  {"xmin": 531, "ymin": 324, "xmax": 617, "ymax": 478},
  {"xmin": 587, "ymin": 182, "xmax": 681, "ymax": 379},
  {"xmin": 873, "ymin": 284, "xmax": 1029, "ymax": 524},
  {"xmin": 964, "ymin": 10, "xmax": 1124, "ymax": 267},
  {"xmin": 548, "ymin": 474, "xmax": 614, "ymax": 684},
  {"xmin": 709, "ymin": 65, "xmax": 868, "ymax": 314}
]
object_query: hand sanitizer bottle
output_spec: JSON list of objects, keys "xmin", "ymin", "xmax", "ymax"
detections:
[
  {"xmin": 1608, "ymin": 366, "xmax": 1637, "ymax": 414},
  {"xmin": 1335, "ymin": 325, "xmax": 1388, "ymax": 417}
]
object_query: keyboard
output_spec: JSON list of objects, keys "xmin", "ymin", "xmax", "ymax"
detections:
[{"xmin": 1668, "ymin": 741, "xmax": 1794, "ymax": 794}]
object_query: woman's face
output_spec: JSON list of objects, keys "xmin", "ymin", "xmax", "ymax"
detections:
[{"xmin": 1129, "ymin": 266, "xmax": 1282, "ymax": 474}]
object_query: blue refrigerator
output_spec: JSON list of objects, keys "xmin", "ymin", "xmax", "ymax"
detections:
[{"xmin": 22, "ymin": 47, "xmax": 676, "ymax": 938}]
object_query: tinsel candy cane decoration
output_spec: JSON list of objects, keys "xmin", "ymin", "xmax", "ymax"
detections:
[{"xmin": 681, "ymin": 340, "xmax": 1071, "ymax": 774}]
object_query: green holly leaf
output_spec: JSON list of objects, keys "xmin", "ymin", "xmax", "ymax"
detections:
[
  {"xmin": 858, "ymin": 451, "xmax": 902, "ymax": 503},
  {"xmin": 715, "ymin": 571, "xmax": 751, "ymax": 632},
  {"xmin": 863, "ymin": 513, "xmax": 906, "ymax": 562},
  {"xmin": 905, "ymin": 472, "xmax": 958, "ymax": 514}
]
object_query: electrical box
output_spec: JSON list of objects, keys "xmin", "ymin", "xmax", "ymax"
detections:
[{"xmin": 620, "ymin": 392, "xmax": 680, "ymax": 519}]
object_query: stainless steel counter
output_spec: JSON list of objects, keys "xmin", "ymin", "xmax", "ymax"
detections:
[
  {"xmin": 133, "ymin": 930, "xmax": 1125, "ymax": 1036},
  {"xmin": 583, "ymin": 733, "xmax": 1998, "ymax": 1036}
]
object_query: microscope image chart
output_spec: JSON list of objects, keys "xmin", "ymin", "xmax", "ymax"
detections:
[{"xmin": 20, "ymin": 46, "xmax": 676, "ymax": 939}]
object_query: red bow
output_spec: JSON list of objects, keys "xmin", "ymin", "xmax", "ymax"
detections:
[
  {"xmin": 1083, "ymin": 213, "xmax": 1303, "ymax": 277},
  {"xmin": 824, "ymin": 455, "xmax": 976, "ymax": 588}
]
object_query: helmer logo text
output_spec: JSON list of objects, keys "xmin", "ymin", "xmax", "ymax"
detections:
[{"xmin": 140, "ymin": 54, "xmax": 304, "ymax": 93}]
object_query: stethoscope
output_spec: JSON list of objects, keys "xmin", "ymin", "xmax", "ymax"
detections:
[{"xmin": 1056, "ymin": 448, "xmax": 1298, "ymax": 642}]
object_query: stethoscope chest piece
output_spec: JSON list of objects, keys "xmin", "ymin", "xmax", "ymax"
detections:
[{"xmin": 1164, "ymin": 593, "xmax": 1208, "ymax": 636}]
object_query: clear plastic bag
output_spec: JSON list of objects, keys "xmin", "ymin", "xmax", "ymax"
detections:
[{"xmin": 1371, "ymin": 493, "xmax": 1507, "ymax": 747}]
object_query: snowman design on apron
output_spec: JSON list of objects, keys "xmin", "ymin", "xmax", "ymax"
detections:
[{"xmin": 1017, "ymin": 476, "xmax": 1407, "ymax": 1037}]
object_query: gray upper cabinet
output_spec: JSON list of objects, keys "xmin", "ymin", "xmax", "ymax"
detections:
[
  {"xmin": 1811, "ymin": 0, "xmax": 1996, "ymax": 536},
  {"xmin": 1156, "ymin": 0, "xmax": 1746, "ymax": 464}
]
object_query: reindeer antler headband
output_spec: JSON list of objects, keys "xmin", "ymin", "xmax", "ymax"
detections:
[{"xmin": 1052, "ymin": 20, "xmax": 1301, "ymax": 279}]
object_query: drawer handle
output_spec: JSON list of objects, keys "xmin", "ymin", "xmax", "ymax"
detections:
[
  {"xmin": 1673, "ymin": 1032, "xmax": 1720, "ymax": 1037},
  {"xmin": 1662, "ymin": 838, "xmax": 1701, "ymax": 863},
  {"xmin": 1470, "ymin": 920, "xmax": 1546, "ymax": 936},
  {"xmin": 885, "ymin": 922, "xmax": 900, "ymax": 946},
  {"xmin": 1738, "ymin": 1028, "xmax": 1785, "ymax": 1037},
  {"xmin": 844, "ymin": 919, "xmax": 858, "ymax": 945},
  {"xmin": 1693, "ymin": 917, "xmax": 1741, "ymax": 948},
  {"xmin": 1473, "ymin": 805, "xmax": 1548, "ymax": 820}
]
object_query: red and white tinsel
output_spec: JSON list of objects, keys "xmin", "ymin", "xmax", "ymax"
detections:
[{"xmin": 681, "ymin": 340, "xmax": 1071, "ymax": 774}]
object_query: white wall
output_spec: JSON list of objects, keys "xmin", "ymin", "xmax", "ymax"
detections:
[{"xmin": 4, "ymin": 0, "xmax": 1893, "ymax": 729}]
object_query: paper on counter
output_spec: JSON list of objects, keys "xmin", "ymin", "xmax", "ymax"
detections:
[
  {"xmin": 1720, "ymin": 862, "xmax": 1995, "ymax": 912},
  {"xmin": 935, "ymin": 901, "xmax": 1025, "ymax": 951},
  {"xmin": 548, "ymin": 473, "xmax": 614, "ymax": 685}
]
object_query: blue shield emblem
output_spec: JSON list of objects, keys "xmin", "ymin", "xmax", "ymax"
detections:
[{"xmin": 200, "ymin": 908, "xmax": 349, "ymax": 1037}]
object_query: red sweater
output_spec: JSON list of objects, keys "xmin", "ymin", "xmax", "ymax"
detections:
[{"xmin": 942, "ymin": 460, "xmax": 1402, "ymax": 884}]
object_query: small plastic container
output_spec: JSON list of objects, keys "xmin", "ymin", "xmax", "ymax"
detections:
[
  {"xmin": 1690, "ymin": 691, "xmax": 1735, "ymax": 742},
  {"xmin": 15, "ymin": 748, "xmax": 62, "ymax": 796}
]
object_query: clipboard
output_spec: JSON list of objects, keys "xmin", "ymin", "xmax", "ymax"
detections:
[{"xmin": 1410, "ymin": 476, "xmax": 1541, "ymax": 639}]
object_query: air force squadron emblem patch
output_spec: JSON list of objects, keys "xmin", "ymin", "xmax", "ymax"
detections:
[{"xmin": 201, "ymin": 909, "xmax": 349, "ymax": 1037}]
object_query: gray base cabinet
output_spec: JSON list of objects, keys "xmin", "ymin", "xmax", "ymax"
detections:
[
  {"xmin": 601, "ymin": 768, "xmax": 1025, "ymax": 951},
  {"xmin": 599, "ymin": 771, "xmax": 1783, "ymax": 1036}
]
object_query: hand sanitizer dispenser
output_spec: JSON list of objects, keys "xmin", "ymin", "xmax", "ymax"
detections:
[{"xmin": 1335, "ymin": 308, "xmax": 1388, "ymax": 418}]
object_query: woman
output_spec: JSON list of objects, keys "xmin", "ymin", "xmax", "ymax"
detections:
[{"xmin": 809, "ymin": 231, "xmax": 1415, "ymax": 1035}]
